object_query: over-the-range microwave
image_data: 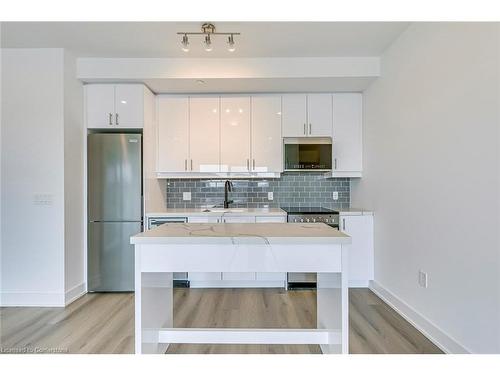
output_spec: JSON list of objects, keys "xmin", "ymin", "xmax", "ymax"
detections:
[{"xmin": 283, "ymin": 138, "xmax": 332, "ymax": 171}]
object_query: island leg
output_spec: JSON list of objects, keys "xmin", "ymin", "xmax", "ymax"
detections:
[
  {"xmin": 135, "ymin": 245, "xmax": 173, "ymax": 354},
  {"xmin": 316, "ymin": 244, "xmax": 349, "ymax": 354}
]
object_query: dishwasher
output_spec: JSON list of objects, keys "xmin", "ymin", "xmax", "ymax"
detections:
[{"xmin": 146, "ymin": 216, "xmax": 189, "ymax": 288}]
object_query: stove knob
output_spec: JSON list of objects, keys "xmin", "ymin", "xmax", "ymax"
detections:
[
  {"xmin": 293, "ymin": 218, "xmax": 298, "ymax": 223},
  {"xmin": 312, "ymin": 218, "xmax": 316, "ymax": 223},
  {"xmin": 300, "ymin": 218, "xmax": 304, "ymax": 223},
  {"xmin": 306, "ymin": 218, "xmax": 310, "ymax": 223},
  {"xmin": 325, "ymin": 218, "xmax": 329, "ymax": 223}
]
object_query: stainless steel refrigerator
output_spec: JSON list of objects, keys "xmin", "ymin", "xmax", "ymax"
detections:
[{"xmin": 87, "ymin": 133, "xmax": 142, "ymax": 292}]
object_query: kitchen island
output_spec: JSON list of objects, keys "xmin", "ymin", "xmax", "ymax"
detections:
[{"xmin": 131, "ymin": 223, "xmax": 351, "ymax": 354}]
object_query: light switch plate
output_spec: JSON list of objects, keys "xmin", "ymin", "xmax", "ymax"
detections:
[
  {"xmin": 183, "ymin": 192, "xmax": 191, "ymax": 201},
  {"xmin": 268, "ymin": 192, "xmax": 274, "ymax": 200},
  {"xmin": 332, "ymin": 192, "xmax": 339, "ymax": 200},
  {"xmin": 33, "ymin": 193, "xmax": 53, "ymax": 206}
]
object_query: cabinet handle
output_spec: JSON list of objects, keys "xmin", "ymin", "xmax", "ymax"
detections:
[
  {"xmin": 342, "ymin": 218, "xmax": 346, "ymax": 231},
  {"xmin": 115, "ymin": 113, "xmax": 119, "ymax": 125},
  {"xmin": 303, "ymin": 123, "xmax": 306, "ymax": 135},
  {"xmin": 309, "ymin": 123, "xmax": 312, "ymax": 134},
  {"xmin": 334, "ymin": 158, "xmax": 337, "ymax": 170},
  {"xmin": 109, "ymin": 113, "xmax": 113, "ymax": 125},
  {"xmin": 190, "ymin": 159, "xmax": 193, "ymax": 171},
  {"xmin": 184, "ymin": 159, "xmax": 187, "ymax": 171},
  {"xmin": 253, "ymin": 159, "xmax": 256, "ymax": 169}
]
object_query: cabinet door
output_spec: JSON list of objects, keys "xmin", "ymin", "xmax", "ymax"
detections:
[
  {"xmin": 340, "ymin": 214, "xmax": 374, "ymax": 283},
  {"xmin": 86, "ymin": 84, "xmax": 115, "ymax": 128},
  {"xmin": 282, "ymin": 94, "xmax": 307, "ymax": 137},
  {"xmin": 307, "ymin": 94, "xmax": 333, "ymax": 137},
  {"xmin": 157, "ymin": 97, "xmax": 189, "ymax": 172},
  {"xmin": 114, "ymin": 84, "xmax": 145, "ymax": 128},
  {"xmin": 189, "ymin": 97, "xmax": 220, "ymax": 172},
  {"xmin": 332, "ymin": 94, "xmax": 362, "ymax": 173},
  {"xmin": 251, "ymin": 96, "xmax": 283, "ymax": 172},
  {"xmin": 220, "ymin": 97, "xmax": 251, "ymax": 172}
]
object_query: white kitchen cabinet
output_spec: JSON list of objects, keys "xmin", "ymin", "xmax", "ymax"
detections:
[
  {"xmin": 282, "ymin": 94, "xmax": 307, "ymax": 137},
  {"xmin": 189, "ymin": 97, "xmax": 220, "ymax": 172},
  {"xmin": 220, "ymin": 97, "xmax": 251, "ymax": 172},
  {"xmin": 85, "ymin": 84, "xmax": 146, "ymax": 129},
  {"xmin": 251, "ymin": 96, "xmax": 283, "ymax": 173},
  {"xmin": 282, "ymin": 94, "xmax": 332, "ymax": 138},
  {"xmin": 85, "ymin": 85, "xmax": 115, "ymax": 128},
  {"xmin": 332, "ymin": 94, "xmax": 363, "ymax": 175},
  {"xmin": 157, "ymin": 96, "xmax": 189, "ymax": 173},
  {"xmin": 340, "ymin": 213, "xmax": 374, "ymax": 286},
  {"xmin": 307, "ymin": 94, "xmax": 333, "ymax": 137}
]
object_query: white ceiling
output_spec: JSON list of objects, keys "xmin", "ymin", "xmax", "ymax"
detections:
[{"xmin": 1, "ymin": 22, "xmax": 409, "ymax": 58}]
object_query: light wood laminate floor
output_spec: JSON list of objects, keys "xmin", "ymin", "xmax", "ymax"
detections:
[{"xmin": 0, "ymin": 288, "xmax": 442, "ymax": 354}]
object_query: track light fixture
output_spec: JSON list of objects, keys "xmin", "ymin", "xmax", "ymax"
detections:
[{"xmin": 177, "ymin": 23, "xmax": 240, "ymax": 53}]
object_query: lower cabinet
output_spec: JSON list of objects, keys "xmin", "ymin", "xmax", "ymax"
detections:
[
  {"xmin": 187, "ymin": 214, "xmax": 287, "ymax": 287},
  {"xmin": 339, "ymin": 214, "xmax": 374, "ymax": 286}
]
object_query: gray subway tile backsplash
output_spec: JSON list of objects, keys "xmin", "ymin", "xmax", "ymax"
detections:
[{"xmin": 165, "ymin": 172, "xmax": 350, "ymax": 209}]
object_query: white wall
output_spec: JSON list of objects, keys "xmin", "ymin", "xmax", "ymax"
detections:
[
  {"xmin": 0, "ymin": 48, "xmax": 85, "ymax": 306},
  {"xmin": 63, "ymin": 50, "xmax": 85, "ymax": 304},
  {"xmin": 1, "ymin": 49, "xmax": 66, "ymax": 306},
  {"xmin": 351, "ymin": 23, "xmax": 500, "ymax": 353}
]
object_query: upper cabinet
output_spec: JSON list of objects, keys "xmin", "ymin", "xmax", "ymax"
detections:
[
  {"xmin": 157, "ymin": 96, "xmax": 189, "ymax": 173},
  {"xmin": 156, "ymin": 95, "xmax": 283, "ymax": 177},
  {"xmin": 282, "ymin": 94, "xmax": 307, "ymax": 137},
  {"xmin": 85, "ymin": 84, "xmax": 148, "ymax": 129},
  {"xmin": 282, "ymin": 94, "xmax": 332, "ymax": 138},
  {"xmin": 189, "ymin": 97, "xmax": 221, "ymax": 173},
  {"xmin": 331, "ymin": 93, "xmax": 363, "ymax": 177},
  {"xmin": 251, "ymin": 95, "xmax": 283, "ymax": 173},
  {"xmin": 220, "ymin": 97, "xmax": 251, "ymax": 173}
]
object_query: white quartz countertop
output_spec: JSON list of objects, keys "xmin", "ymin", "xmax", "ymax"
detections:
[
  {"xmin": 131, "ymin": 223, "xmax": 351, "ymax": 245},
  {"xmin": 146, "ymin": 208, "xmax": 287, "ymax": 217}
]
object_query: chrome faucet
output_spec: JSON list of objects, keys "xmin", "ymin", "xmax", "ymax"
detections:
[{"xmin": 224, "ymin": 180, "xmax": 234, "ymax": 209}]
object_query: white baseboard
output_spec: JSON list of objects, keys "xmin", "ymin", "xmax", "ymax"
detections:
[
  {"xmin": 65, "ymin": 283, "xmax": 87, "ymax": 306},
  {"xmin": 369, "ymin": 280, "xmax": 470, "ymax": 354},
  {"xmin": 349, "ymin": 280, "xmax": 370, "ymax": 288},
  {"xmin": 189, "ymin": 280, "xmax": 286, "ymax": 288},
  {"xmin": 0, "ymin": 291, "xmax": 65, "ymax": 307}
]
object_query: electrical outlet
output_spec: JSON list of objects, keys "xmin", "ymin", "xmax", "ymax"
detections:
[
  {"xmin": 268, "ymin": 192, "xmax": 274, "ymax": 200},
  {"xmin": 418, "ymin": 270, "xmax": 428, "ymax": 288},
  {"xmin": 182, "ymin": 192, "xmax": 191, "ymax": 201},
  {"xmin": 332, "ymin": 192, "xmax": 339, "ymax": 200}
]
